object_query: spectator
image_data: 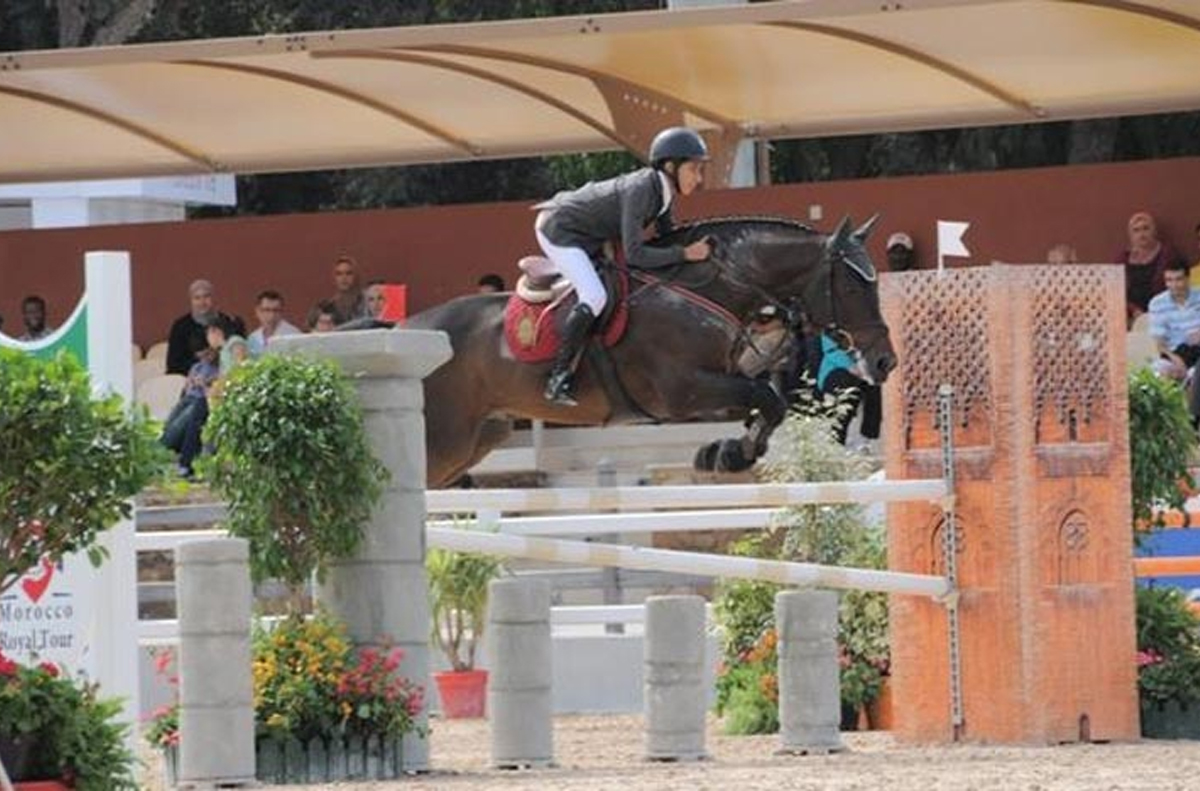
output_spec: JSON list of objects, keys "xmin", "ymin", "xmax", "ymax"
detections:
[
  {"xmin": 1148, "ymin": 261, "xmax": 1200, "ymax": 389},
  {"xmin": 307, "ymin": 300, "xmax": 338, "ymax": 333},
  {"xmin": 477, "ymin": 273, "xmax": 506, "ymax": 293},
  {"xmin": 885, "ymin": 232, "xmax": 917, "ymax": 272},
  {"xmin": 817, "ymin": 325, "xmax": 882, "ymax": 447},
  {"xmin": 160, "ymin": 347, "xmax": 219, "ymax": 479},
  {"xmin": 18, "ymin": 295, "xmax": 50, "ymax": 341},
  {"xmin": 1119, "ymin": 211, "xmax": 1183, "ymax": 325},
  {"xmin": 247, "ymin": 289, "xmax": 301, "ymax": 357},
  {"xmin": 364, "ymin": 280, "xmax": 387, "ymax": 320},
  {"xmin": 165, "ymin": 280, "xmax": 246, "ymax": 375},
  {"xmin": 1046, "ymin": 243, "xmax": 1079, "ymax": 265},
  {"xmin": 328, "ymin": 255, "xmax": 367, "ymax": 325}
]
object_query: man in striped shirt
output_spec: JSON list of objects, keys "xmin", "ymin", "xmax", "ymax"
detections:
[{"xmin": 1149, "ymin": 261, "xmax": 1200, "ymax": 384}]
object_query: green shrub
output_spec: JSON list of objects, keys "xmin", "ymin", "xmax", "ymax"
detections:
[
  {"xmin": 203, "ymin": 355, "xmax": 389, "ymax": 603},
  {"xmin": 1128, "ymin": 368, "xmax": 1196, "ymax": 529},
  {"xmin": 0, "ymin": 348, "xmax": 163, "ymax": 593},
  {"xmin": 1136, "ymin": 585, "xmax": 1200, "ymax": 705}
]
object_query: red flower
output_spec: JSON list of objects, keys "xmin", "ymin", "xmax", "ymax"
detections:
[
  {"xmin": 38, "ymin": 662, "xmax": 59, "ymax": 677},
  {"xmin": 0, "ymin": 655, "xmax": 19, "ymax": 677}
]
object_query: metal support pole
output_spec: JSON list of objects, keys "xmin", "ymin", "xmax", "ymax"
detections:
[{"xmin": 937, "ymin": 384, "xmax": 964, "ymax": 740}]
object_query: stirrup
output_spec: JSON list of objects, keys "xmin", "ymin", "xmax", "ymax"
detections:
[{"xmin": 544, "ymin": 370, "xmax": 578, "ymax": 406}]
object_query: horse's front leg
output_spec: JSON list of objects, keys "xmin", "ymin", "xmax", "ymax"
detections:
[{"xmin": 691, "ymin": 376, "xmax": 787, "ymax": 473}]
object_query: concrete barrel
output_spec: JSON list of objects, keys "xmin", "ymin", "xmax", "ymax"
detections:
[
  {"xmin": 176, "ymin": 538, "xmax": 255, "ymax": 786},
  {"xmin": 776, "ymin": 589, "xmax": 843, "ymax": 754},
  {"xmin": 488, "ymin": 577, "xmax": 553, "ymax": 768},
  {"xmin": 644, "ymin": 595, "xmax": 707, "ymax": 761}
]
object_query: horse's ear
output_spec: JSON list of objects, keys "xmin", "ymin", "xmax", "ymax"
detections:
[
  {"xmin": 828, "ymin": 215, "xmax": 852, "ymax": 249},
  {"xmin": 852, "ymin": 214, "xmax": 880, "ymax": 243}
]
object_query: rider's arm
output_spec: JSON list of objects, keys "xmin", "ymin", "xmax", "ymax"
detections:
[{"xmin": 619, "ymin": 172, "xmax": 687, "ymax": 269}]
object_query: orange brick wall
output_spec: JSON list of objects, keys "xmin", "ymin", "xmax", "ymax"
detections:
[{"xmin": 882, "ymin": 265, "xmax": 1139, "ymax": 744}]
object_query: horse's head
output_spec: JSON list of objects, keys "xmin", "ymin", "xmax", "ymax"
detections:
[
  {"xmin": 686, "ymin": 215, "xmax": 896, "ymax": 383},
  {"xmin": 811, "ymin": 215, "xmax": 896, "ymax": 383}
]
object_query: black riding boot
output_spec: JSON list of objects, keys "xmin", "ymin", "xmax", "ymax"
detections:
[{"xmin": 544, "ymin": 303, "xmax": 596, "ymax": 406}]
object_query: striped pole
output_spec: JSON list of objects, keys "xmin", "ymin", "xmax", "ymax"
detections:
[{"xmin": 428, "ymin": 528, "xmax": 950, "ymax": 599}]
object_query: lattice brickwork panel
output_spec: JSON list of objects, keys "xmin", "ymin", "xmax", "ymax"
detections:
[
  {"xmin": 1029, "ymin": 267, "xmax": 1110, "ymax": 436},
  {"xmin": 897, "ymin": 268, "xmax": 992, "ymax": 433}
]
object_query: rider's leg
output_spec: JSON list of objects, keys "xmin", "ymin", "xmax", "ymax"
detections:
[{"xmin": 535, "ymin": 221, "xmax": 608, "ymax": 405}]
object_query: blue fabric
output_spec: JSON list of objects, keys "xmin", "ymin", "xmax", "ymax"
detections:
[{"xmin": 817, "ymin": 333, "xmax": 855, "ymax": 391}]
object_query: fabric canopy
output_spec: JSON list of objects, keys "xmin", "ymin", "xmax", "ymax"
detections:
[{"xmin": 2, "ymin": 0, "xmax": 1199, "ymax": 186}]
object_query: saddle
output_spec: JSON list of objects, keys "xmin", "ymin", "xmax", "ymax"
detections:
[{"xmin": 503, "ymin": 255, "xmax": 630, "ymax": 363}]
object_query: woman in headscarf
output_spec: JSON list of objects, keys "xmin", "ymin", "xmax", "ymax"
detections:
[{"xmin": 1118, "ymin": 211, "xmax": 1183, "ymax": 325}]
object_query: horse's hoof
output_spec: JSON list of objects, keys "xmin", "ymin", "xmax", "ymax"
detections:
[
  {"xmin": 715, "ymin": 439, "xmax": 754, "ymax": 473},
  {"xmin": 693, "ymin": 441, "xmax": 720, "ymax": 472}
]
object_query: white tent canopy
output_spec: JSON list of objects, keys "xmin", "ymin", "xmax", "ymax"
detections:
[{"xmin": 2, "ymin": 0, "xmax": 1199, "ymax": 186}]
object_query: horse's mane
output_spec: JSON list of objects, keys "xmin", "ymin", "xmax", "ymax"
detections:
[{"xmin": 652, "ymin": 215, "xmax": 817, "ymax": 247}]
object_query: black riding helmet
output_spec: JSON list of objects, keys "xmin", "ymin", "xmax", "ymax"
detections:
[{"xmin": 649, "ymin": 127, "xmax": 709, "ymax": 171}]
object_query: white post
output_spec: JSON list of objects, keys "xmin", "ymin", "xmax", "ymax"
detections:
[
  {"xmin": 776, "ymin": 590, "xmax": 843, "ymax": 754},
  {"xmin": 83, "ymin": 252, "xmax": 141, "ymax": 739},
  {"xmin": 488, "ymin": 578, "xmax": 554, "ymax": 768},
  {"xmin": 644, "ymin": 595, "xmax": 707, "ymax": 761}
]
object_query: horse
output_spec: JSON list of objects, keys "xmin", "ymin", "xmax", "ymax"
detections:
[{"xmin": 407, "ymin": 215, "xmax": 896, "ymax": 488}]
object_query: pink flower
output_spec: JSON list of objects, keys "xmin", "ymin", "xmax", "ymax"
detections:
[
  {"xmin": 1137, "ymin": 649, "xmax": 1164, "ymax": 667},
  {"xmin": 154, "ymin": 650, "xmax": 174, "ymax": 675}
]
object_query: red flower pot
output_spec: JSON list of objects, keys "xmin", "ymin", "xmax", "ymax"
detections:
[{"xmin": 434, "ymin": 669, "xmax": 488, "ymax": 719}]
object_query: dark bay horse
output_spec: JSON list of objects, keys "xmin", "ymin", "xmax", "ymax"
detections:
[{"xmin": 408, "ymin": 215, "xmax": 896, "ymax": 488}]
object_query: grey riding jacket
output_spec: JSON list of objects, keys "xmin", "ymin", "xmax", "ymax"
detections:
[{"xmin": 535, "ymin": 168, "xmax": 689, "ymax": 269}]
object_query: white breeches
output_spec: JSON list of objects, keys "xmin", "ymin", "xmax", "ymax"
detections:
[{"xmin": 535, "ymin": 213, "xmax": 608, "ymax": 314}]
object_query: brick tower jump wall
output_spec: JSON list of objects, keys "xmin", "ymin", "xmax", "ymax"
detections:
[{"xmin": 881, "ymin": 264, "xmax": 1139, "ymax": 744}]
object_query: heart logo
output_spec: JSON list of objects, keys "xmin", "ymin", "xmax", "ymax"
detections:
[{"xmin": 21, "ymin": 558, "xmax": 56, "ymax": 604}]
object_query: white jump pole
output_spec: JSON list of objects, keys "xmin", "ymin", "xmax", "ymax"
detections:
[
  {"xmin": 427, "ymin": 479, "xmax": 947, "ymax": 513},
  {"xmin": 428, "ymin": 528, "xmax": 950, "ymax": 599}
]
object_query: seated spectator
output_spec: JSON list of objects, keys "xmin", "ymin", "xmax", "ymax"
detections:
[
  {"xmin": 165, "ymin": 280, "xmax": 246, "ymax": 375},
  {"xmin": 885, "ymin": 232, "xmax": 917, "ymax": 272},
  {"xmin": 477, "ymin": 273, "xmax": 507, "ymax": 293},
  {"xmin": 365, "ymin": 280, "xmax": 387, "ymax": 320},
  {"xmin": 1148, "ymin": 263, "xmax": 1200, "ymax": 412},
  {"xmin": 247, "ymin": 289, "xmax": 301, "ymax": 357},
  {"xmin": 327, "ymin": 255, "xmax": 367, "ymax": 325},
  {"xmin": 307, "ymin": 300, "xmax": 338, "ymax": 333},
  {"xmin": 1046, "ymin": 243, "xmax": 1079, "ymax": 265},
  {"xmin": 1119, "ymin": 211, "xmax": 1183, "ymax": 326},
  {"xmin": 817, "ymin": 326, "xmax": 882, "ymax": 447},
  {"xmin": 18, "ymin": 295, "xmax": 50, "ymax": 341},
  {"xmin": 160, "ymin": 347, "xmax": 219, "ymax": 479}
]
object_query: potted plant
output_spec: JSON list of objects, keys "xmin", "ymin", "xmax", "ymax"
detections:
[
  {"xmin": 1136, "ymin": 585, "xmax": 1200, "ymax": 738},
  {"xmin": 145, "ymin": 612, "xmax": 425, "ymax": 783},
  {"xmin": 0, "ymin": 652, "xmax": 137, "ymax": 790},
  {"xmin": 0, "ymin": 349, "xmax": 161, "ymax": 786},
  {"xmin": 427, "ymin": 547, "xmax": 503, "ymax": 718}
]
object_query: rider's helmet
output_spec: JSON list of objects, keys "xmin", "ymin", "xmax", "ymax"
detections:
[{"xmin": 649, "ymin": 127, "xmax": 709, "ymax": 169}]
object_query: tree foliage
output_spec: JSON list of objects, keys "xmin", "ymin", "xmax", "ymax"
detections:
[
  {"xmin": 202, "ymin": 354, "xmax": 388, "ymax": 599},
  {"xmin": 1128, "ymin": 368, "xmax": 1197, "ymax": 530},
  {"xmin": 0, "ymin": 349, "xmax": 164, "ymax": 594}
]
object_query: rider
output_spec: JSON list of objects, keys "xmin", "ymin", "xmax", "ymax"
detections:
[{"xmin": 533, "ymin": 126, "xmax": 714, "ymax": 406}]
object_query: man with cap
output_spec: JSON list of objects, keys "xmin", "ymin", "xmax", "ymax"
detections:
[
  {"xmin": 165, "ymin": 279, "xmax": 246, "ymax": 375},
  {"xmin": 886, "ymin": 231, "xmax": 917, "ymax": 273}
]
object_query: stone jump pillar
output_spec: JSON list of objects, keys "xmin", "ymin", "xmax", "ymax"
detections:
[
  {"xmin": 776, "ymin": 590, "xmax": 842, "ymax": 754},
  {"xmin": 176, "ymin": 538, "xmax": 255, "ymax": 787},
  {"xmin": 644, "ymin": 595, "xmax": 707, "ymax": 761},
  {"xmin": 882, "ymin": 265, "xmax": 1139, "ymax": 743},
  {"xmin": 272, "ymin": 330, "xmax": 452, "ymax": 770},
  {"xmin": 488, "ymin": 577, "xmax": 554, "ymax": 768}
]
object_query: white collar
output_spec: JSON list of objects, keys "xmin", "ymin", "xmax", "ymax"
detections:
[{"xmin": 657, "ymin": 171, "xmax": 673, "ymax": 217}]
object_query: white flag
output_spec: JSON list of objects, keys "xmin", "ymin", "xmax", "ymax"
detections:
[{"xmin": 937, "ymin": 220, "xmax": 971, "ymax": 272}]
